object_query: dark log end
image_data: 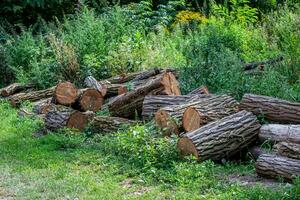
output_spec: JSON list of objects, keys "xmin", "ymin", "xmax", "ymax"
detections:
[
  {"xmin": 67, "ymin": 111, "xmax": 94, "ymax": 131},
  {"xmin": 155, "ymin": 110, "xmax": 179, "ymax": 136}
]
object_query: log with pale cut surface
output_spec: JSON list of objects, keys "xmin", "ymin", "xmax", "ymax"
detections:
[
  {"xmin": 275, "ymin": 142, "xmax": 300, "ymax": 160},
  {"xmin": 73, "ymin": 88, "xmax": 104, "ymax": 112},
  {"xmin": 44, "ymin": 105, "xmax": 94, "ymax": 131},
  {"xmin": 259, "ymin": 124, "xmax": 300, "ymax": 144},
  {"xmin": 54, "ymin": 82, "xmax": 78, "ymax": 106},
  {"xmin": 108, "ymin": 72, "xmax": 180, "ymax": 119},
  {"xmin": 155, "ymin": 95, "xmax": 238, "ymax": 136},
  {"xmin": 1, "ymin": 83, "xmax": 34, "ymax": 97},
  {"xmin": 10, "ymin": 87, "xmax": 55, "ymax": 107},
  {"xmin": 84, "ymin": 76, "xmax": 107, "ymax": 97},
  {"xmin": 255, "ymin": 153, "xmax": 300, "ymax": 182},
  {"xmin": 240, "ymin": 93, "xmax": 300, "ymax": 124},
  {"xmin": 178, "ymin": 111, "xmax": 260, "ymax": 161},
  {"xmin": 90, "ymin": 116, "xmax": 139, "ymax": 134}
]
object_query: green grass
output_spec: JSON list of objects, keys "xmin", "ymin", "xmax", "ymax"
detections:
[{"xmin": 0, "ymin": 101, "xmax": 299, "ymax": 200}]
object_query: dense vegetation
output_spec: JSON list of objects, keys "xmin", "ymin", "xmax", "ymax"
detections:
[{"xmin": 0, "ymin": 0, "xmax": 300, "ymax": 199}]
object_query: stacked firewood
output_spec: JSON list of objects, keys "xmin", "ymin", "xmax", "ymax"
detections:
[{"xmin": 1, "ymin": 68, "xmax": 299, "ymax": 182}]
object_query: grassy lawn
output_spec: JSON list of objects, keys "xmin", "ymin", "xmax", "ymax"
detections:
[{"xmin": 0, "ymin": 102, "xmax": 299, "ymax": 200}]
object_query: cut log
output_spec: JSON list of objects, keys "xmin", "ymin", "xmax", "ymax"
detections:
[
  {"xmin": 32, "ymin": 98, "xmax": 54, "ymax": 114},
  {"xmin": 105, "ymin": 84, "xmax": 128, "ymax": 98},
  {"xmin": 155, "ymin": 95, "xmax": 239, "ymax": 136},
  {"xmin": 255, "ymin": 153, "xmax": 300, "ymax": 182},
  {"xmin": 240, "ymin": 94, "xmax": 300, "ymax": 124},
  {"xmin": 74, "ymin": 88, "xmax": 104, "ymax": 112},
  {"xmin": 178, "ymin": 111, "xmax": 261, "ymax": 161},
  {"xmin": 84, "ymin": 76, "xmax": 107, "ymax": 96},
  {"xmin": 44, "ymin": 105, "xmax": 94, "ymax": 131},
  {"xmin": 90, "ymin": 116, "xmax": 139, "ymax": 134},
  {"xmin": 142, "ymin": 94, "xmax": 214, "ymax": 120},
  {"xmin": 54, "ymin": 82, "xmax": 78, "ymax": 106},
  {"xmin": 275, "ymin": 142, "xmax": 300, "ymax": 160},
  {"xmin": 10, "ymin": 87, "xmax": 55, "ymax": 107},
  {"xmin": 108, "ymin": 72, "xmax": 180, "ymax": 119},
  {"xmin": 259, "ymin": 124, "xmax": 300, "ymax": 144},
  {"xmin": 1, "ymin": 83, "xmax": 34, "ymax": 97},
  {"xmin": 188, "ymin": 86, "xmax": 209, "ymax": 95}
]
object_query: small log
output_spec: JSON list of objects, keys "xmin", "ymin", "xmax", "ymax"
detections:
[
  {"xmin": 74, "ymin": 88, "xmax": 104, "ymax": 112},
  {"xmin": 1, "ymin": 83, "xmax": 34, "ymax": 97},
  {"xmin": 108, "ymin": 72, "xmax": 180, "ymax": 119},
  {"xmin": 188, "ymin": 86, "xmax": 209, "ymax": 95},
  {"xmin": 255, "ymin": 153, "xmax": 300, "ymax": 182},
  {"xmin": 259, "ymin": 124, "xmax": 300, "ymax": 144},
  {"xmin": 84, "ymin": 76, "xmax": 107, "ymax": 96},
  {"xmin": 244, "ymin": 55, "xmax": 284, "ymax": 71},
  {"xmin": 90, "ymin": 116, "xmax": 138, "ymax": 134},
  {"xmin": 32, "ymin": 98, "xmax": 54, "ymax": 114},
  {"xmin": 142, "ymin": 94, "xmax": 213, "ymax": 120},
  {"xmin": 10, "ymin": 87, "xmax": 55, "ymax": 107},
  {"xmin": 240, "ymin": 94, "xmax": 300, "ymax": 124},
  {"xmin": 178, "ymin": 111, "xmax": 261, "ymax": 161},
  {"xmin": 54, "ymin": 82, "xmax": 78, "ymax": 106},
  {"xmin": 44, "ymin": 105, "xmax": 94, "ymax": 131},
  {"xmin": 155, "ymin": 95, "xmax": 238, "ymax": 136},
  {"xmin": 275, "ymin": 142, "xmax": 300, "ymax": 160}
]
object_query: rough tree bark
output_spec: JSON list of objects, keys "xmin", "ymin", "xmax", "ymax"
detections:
[
  {"xmin": 240, "ymin": 93, "xmax": 300, "ymax": 124},
  {"xmin": 104, "ymin": 83, "xmax": 128, "ymax": 98},
  {"xmin": 73, "ymin": 88, "xmax": 104, "ymax": 112},
  {"xmin": 1, "ymin": 83, "xmax": 34, "ymax": 97},
  {"xmin": 178, "ymin": 111, "xmax": 261, "ymax": 161},
  {"xmin": 108, "ymin": 72, "xmax": 180, "ymax": 119},
  {"xmin": 32, "ymin": 98, "xmax": 54, "ymax": 114},
  {"xmin": 155, "ymin": 95, "xmax": 238, "ymax": 136},
  {"xmin": 90, "ymin": 116, "xmax": 139, "ymax": 134},
  {"xmin": 84, "ymin": 76, "xmax": 107, "ymax": 97},
  {"xmin": 275, "ymin": 142, "xmax": 300, "ymax": 160},
  {"xmin": 54, "ymin": 82, "xmax": 78, "ymax": 106},
  {"xmin": 255, "ymin": 153, "xmax": 300, "ymax": 182},
  {"xmin": 10, "ymin": 87, "xmax": 55, "ymax": 107},
  {"xmin": 259, "ymin": 124, "xmax": 300, "ymax": 144},
  {"xmin": 188, "ymin": 86, "xmax": 209, "ymax": 95}
]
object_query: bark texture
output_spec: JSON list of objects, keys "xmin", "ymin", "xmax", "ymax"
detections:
[
  {"xmin": 259, "ymin": 124, "xmax": 300, "ymax": 144},
  {"xmin": 178, "ymin": 111, "xmax": 261, "ymax": 161},
  {"xmin": 1, "ymin": 83, "xmax": 34, "ymax": 97},
  {"xmin": 84, "ymin": 76, "xmax": 107, "ymax": 96},
  {"xmin": 188, "ymin": 86, "xmax": 209, "ymax": 95},
  {"xmin": 275, "ymin": 142, "xmax": 300, "ymax": 160},
  {"xmin": 255, "ymin": 153, "xmax": 300, "ymax": 182},
  {"xmin": 32, "ymin": 98, "xmax": 54, "ymax": 114},
  {"xmin": 240, "ymin": 93, "xmax": 300, "ymax": 123}
]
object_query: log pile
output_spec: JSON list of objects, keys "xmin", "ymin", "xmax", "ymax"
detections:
[{"xmin": 2, "ymin": 68, "xmax": 300, "ymax": 183}]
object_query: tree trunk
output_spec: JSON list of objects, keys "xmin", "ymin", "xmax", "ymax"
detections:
[
  {"xmin": 1, "ymin": 83, "xmax": 34, "ymax": 97},
  {"xmin": 44, "ymin": 105, "xmax": 94, "ymax": 131},
  {"xmin": 155, "ymin": 95, "xmax": 239, "ymax": 136},
  {"xmin": 90, "ymin": 116, "xmax": 138, "ymax": 134},
  {"xmin": 255, "ymin": 153, "xmax": 300, "ymax": 182},
  {"xmin": 275, "ymin": 142, "xmax": 300, "ymax": 160},
  {"xmin": 84, "ymin": 76, "xmax": 107, "ymax": 96},
  {"xmin": 240, "ymin": 93, "xmax": 300, "ymax": 124},
  {"xmin": 10, "ymin": 87, "xmax": 55, "ymax": 107},
  {"xmin": 259, "ymin": 124, "xmax": 300, "ymax": 144},
  {"xmin": 188, "ymin": 86, "xmax": 209, "ymax": 95},
  {"xmin": 108, "ymin": 72, "xmax": 180, "ymax": 119},
  {"xmin": 178, "ymin": 111, "xmax": 260, "ymax": 161},
  {"xmin": 142, "ymin": 94, "xmax": 213, "ymax": 120},
  {"xmin": 105, "ymin": 83, "xmax": 128, "ymax": 98},
  {"xmin": 32, "ymin": 98, "xmax": 54, "ymax": 114},
  {"xmin": 54, "ymin": 82, "xmax": 78, "ymax": 106},
  {"xmin": 73, "ymin": 88, "xmax": 104, "ymax": 112}
]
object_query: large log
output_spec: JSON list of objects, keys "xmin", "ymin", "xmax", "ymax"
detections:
[
  {"xmin": 108, "ymin": 72, "xmax": 180, "ymax": 119},
  {"xmin": 275, "ymin": 142, "xmax": 300, "ymax": 160},
  {"xmin": 155, "ymin": 95, "xmax": 239, "ymax": 136},
  {"xmin": 44, "ymin": 105, "xmax": 94, "ymax": 131},
  {"xmin": 240, "ymin": 94, "xmax": 300, "ymax": 124},
  {"xmin": 1, "ymin": 83, "xmax": 34, "ymax": 97},
  {"xmin": 255, "ymin": 153, "xmax": 300, "ymax": 182},
  {"xmin": 32, "ymin": 98, "xmax": 54, "ymax": 114},
  {"xmin": 73, "ymin": 88, "xmax": 104, "ymax": 112},
  {"xmin": 54, "ymin": 82, "xmax": 78, "ymax": 106},
  {"xmin": 142, "ymin": 94, "xmax": 214, "ymax": 120},
  {"xmin": 90, "ymin": 116, "xmax": 138, "ymax": 134},
  {"xmin": 9, "ymin": 87, "xmax": 55, "ymax": 107},
  {"xmin": 178, "ymin": 111, "xmax": 261, "ymax": 161},
  {"xmin": 259, "ymin": 124, "xmax": 300, "ymax": 144},
  {"xmin": 84, "ymin": 76, "xmax": 107, "ymax": 96}
]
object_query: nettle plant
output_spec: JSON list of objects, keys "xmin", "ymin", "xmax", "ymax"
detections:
[{"xmin": 212, "ymin": 0, "xmax": 258, "ymax": 25}]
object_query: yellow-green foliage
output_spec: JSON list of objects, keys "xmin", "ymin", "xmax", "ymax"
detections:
[{"xmin": 173, "ymin": 10, "xmax": 208, "ymax": 27}]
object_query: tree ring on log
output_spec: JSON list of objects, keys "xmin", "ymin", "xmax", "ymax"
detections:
[
  {"xmin": 182, "ymin": 107, "xmax": 202, "ymax": 132},
  {"xmin": 79, "ymin": 89, "xmax": 103, "ymax": 112},
  {"xmin": 178, "ymin": 137, "xmax": 199, "ymax": 159},
  {"xmin": 55, "ymin": 82, "xmax": 77, "ymax": 105},
  {"xmin": 155, "ymin": 110, "xmax": 179, "ymax": 136},
  {"xmin": 67, "ymin": 111, "xmax": 90, "ymax": 131}
]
